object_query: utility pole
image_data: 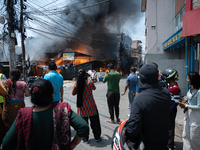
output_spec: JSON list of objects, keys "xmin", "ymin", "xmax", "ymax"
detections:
[
  {"xmin": 20, "ymin": 0, "xmax": 26, "ymax": 82},
  {"xmin": 7, "ymin": 0, "xmax": 16, "ymax": 75}
]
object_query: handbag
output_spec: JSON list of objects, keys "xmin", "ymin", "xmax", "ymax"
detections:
[
  {"xmin": 3, "ymin": 79, "xmax": 13, "ymax": 103},
  {"xmin": 183, "ymin": 106, "xmax": 188, "ymax": 113},
  {"xmin": 184, "ymin": 89, "xmax": 198, "ymax": 113}
]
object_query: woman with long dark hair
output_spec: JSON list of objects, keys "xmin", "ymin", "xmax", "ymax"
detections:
[
  {"xmin": 2, "ymin": 68, "xmax": 30, "ymax": 132},
  {"xmin": 72, "ymin": 69, "xmax": 102, "ymax": 144},
  {"xmin": 2, "ymin": 78, "xmax": 89, "ymax": 149},
  {"xmin": 178, "ymin": 71, "xmax": 200, "ymax": 150}
]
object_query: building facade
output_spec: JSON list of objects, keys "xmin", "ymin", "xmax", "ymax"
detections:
[
  {"xmin": 131, "ymin": 40, "xmax": 142, "ymax": 66},
  {"xmin": 141, "ymin": 0, "xmax": 200, "ymax": 95}
]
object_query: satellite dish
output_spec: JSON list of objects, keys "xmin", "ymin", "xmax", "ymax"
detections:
[{"xmin": 0, "ymin": 15, "xmax": 5, "ymax": 24}]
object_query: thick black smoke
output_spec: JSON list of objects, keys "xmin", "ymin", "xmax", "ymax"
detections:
[
  {"xmin": 25, "ymin": 0, "xmax": 143, "ymax": 61},
  {"xmin": 60, "ymin": 0, "xmax": 143, "ymax": 61}
]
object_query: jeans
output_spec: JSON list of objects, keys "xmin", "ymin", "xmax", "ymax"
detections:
[
  {"xmin": 128, "ymin": 91, "xmax": 136, "ymax": 109},
  {"xmin": 168, "ymin": 109, "xmax": 177, "ymax": 148}
]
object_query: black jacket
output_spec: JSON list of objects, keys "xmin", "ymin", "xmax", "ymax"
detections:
[{"xmin": 125, "ymin": 81, "xmax": 171, "ymax": 150}]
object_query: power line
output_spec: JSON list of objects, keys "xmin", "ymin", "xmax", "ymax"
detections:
[
  {"xmin": 27, "ymin": 16, "xmax": 73, "ymax": 37},
  {"xmin": 42, "ymin": 0, "xmax": 88, "ymax": 10},
  {"xmin": 25, "ymin": 0, "xmax": 109, "ymax": 15},
  {"xmin": 29, "ymin": 29, "xmax": 61, "ymax": 42},
  {"xmin": 22, "ymin": 0, "xmax": 131, "ymax": 55},
  {"xmin": 24, "ymin": 2, "xmax": 76, "ymax": 36},
  {"xmin": 24, "ymin": 1, "xmax": 118, "ymax": 46},
  {"xmin": 26, "ymin": 27, "xmax": 72, "ymax": 38}
]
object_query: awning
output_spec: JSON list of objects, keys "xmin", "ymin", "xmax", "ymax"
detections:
[{"xmin": 162, "ymin": 28, "xmax": 185, "ymax": 51}]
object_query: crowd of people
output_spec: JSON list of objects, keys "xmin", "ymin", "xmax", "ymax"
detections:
[{"xmin": 0, "ymin": 61, "xmax": 199, "ymax": 150}]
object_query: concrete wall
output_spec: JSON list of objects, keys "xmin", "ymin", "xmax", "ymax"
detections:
[
  {"xmin": 146, "ymin": 0, "xmax": 174, "ymax": 54},
  {"xmin": 145, "ymin": 54, "xmax": 187, "ymax": 95}
]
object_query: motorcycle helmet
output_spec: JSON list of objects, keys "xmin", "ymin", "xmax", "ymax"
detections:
[{"xmin": 162, "ymin": 68, "xmax": 178, "ymax": 83}]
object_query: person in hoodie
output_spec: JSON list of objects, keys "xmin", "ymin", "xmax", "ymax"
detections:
[
  {"xmin": 135, "ymin": 62, "xmax": 166, "ymax": 96},
  {"xmin": 125, "ymin": 63, "xmax": 171, "ymax": 150}
]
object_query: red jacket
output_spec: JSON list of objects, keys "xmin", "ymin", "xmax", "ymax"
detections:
[{"xmin": 168, "ymin": 83, "xmax": 181, "ymax": 112}]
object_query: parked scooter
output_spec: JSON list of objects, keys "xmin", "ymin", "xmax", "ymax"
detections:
[{"xmin": 87, "ymin": 70, "xmax": 99, "ymax": 83}]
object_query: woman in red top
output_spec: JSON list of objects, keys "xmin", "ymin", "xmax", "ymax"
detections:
[{"xmin": 72, "ymin": 69, "xmax": 101, "ymax": 144}]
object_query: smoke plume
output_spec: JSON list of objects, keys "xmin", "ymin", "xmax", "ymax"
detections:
[{"xmin": 25, "ymin": 0, "xmax": 143, "ymax": 61}]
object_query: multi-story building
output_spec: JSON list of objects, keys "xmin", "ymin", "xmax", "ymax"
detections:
[
  {"xmin": 182, "ymin": 0, "xmax": 200, "ymax": 74},
  {"xmin": 141, "ymin": 0, "xmax": 200, "ymax": 95},
  {"xmin": 131, "ymin": 40, "xmax": 142, "ymax": 66}
]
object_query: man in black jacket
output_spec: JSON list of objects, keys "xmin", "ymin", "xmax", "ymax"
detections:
[{"xmin": 125, "ymin": 63, "xmax": 171, "ymax": 150}]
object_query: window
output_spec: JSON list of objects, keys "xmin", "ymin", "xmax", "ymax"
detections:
[
  {"xmin": 195, "ymin": 43, "xmax": 200, "ymax": 60},
  {"xmin": 174, "ymin": 6, "xmax": 185, "ymax": 31},
  {"xmin": 180, "ymin": 10, "xmax": 183, "ymax": 22}
]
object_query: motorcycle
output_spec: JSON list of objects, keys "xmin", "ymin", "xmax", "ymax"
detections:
[{"xmin": 112, "ymin": 120, "xmax": 144, "ymax": 150}]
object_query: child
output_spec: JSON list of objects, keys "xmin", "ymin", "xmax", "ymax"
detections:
[{"xmin": 162, "ymin": 68, "xmax": 181, "ymax": 150}]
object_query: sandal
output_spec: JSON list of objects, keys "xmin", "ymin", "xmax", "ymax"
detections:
[
  {"xmin": 107, "ymin": 120, "xmax": 115, "ymax": 124},
  {"xmin": 116, "ymin": 118, "xmax": 120, "ymax": 122},
  {"xmin": 82, "ymin": 139, "xmax": 89, "ymax": 144},
  {"xmin": 95, "ymin": 138, "xmax": 102, "ymax": 142}
]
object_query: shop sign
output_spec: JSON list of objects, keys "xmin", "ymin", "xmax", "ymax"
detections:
[
  {"xmin": 163, "ymin": 29, "xmax": 185, "ymax": 50},
  {"xmin": 63, "ymin": 53, "xmax": 74, "ymax": 60}
]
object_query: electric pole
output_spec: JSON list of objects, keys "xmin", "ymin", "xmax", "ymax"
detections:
[
  {"xmin": 20, "ymin": 0, "xmax": 26, "ymax": 82},
  {"xmin": 6, "ymin": 0, "xmax": 17, "ymax": 75}
]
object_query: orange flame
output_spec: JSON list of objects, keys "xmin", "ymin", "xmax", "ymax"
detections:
[
  {"xmin": 99, "ymin": 67, "xmax": 109, "ymax": 73},
  {"xmin": 55, "ymin": 57, "xmax": 66, "ymax": 66},
  {"xmin": 73, "ymin": 57, "xmax": 89, "ymax": 66},
  {"xmin": 36, "ymin": 62, "xmax": 49, "ymax": 77}
]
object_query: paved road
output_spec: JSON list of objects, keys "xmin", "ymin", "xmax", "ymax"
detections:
[{"xmin": 25, "ymin": 78, "xmax": 183, "ymax": 150}]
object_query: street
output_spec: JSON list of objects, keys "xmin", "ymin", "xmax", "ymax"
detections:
[
  {"xmin": 25, "ymin": 78, "xmax": 183, "ymax": 150},
  {"xmin": 0, "ymin": 0, "xmax": 197, "ymax": 149}
]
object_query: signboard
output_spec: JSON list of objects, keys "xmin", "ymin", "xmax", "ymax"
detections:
[
  {"xmin": 63, "ymin": 53, "xmax": 74, "ymax": 60},
  {"xmin": 163, "ymin": 28, "xmax": 185, "ymax": 50}
]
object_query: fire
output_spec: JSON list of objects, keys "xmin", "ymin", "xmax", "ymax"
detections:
[
  {"xmin": 35, "ymin": 62, "xmax": 49, "ymax": 77},
  {"xmin": 99, "ymin": 67, "xmax": 109, "ymax": 73},
  {"xmin": 55, "ymin": 57, "xmax": 66, "ymax": 66},
  {"xmin": 74, "ymin": 45, "xmax": 90, "ymax": 54},
  {"xmin": 73, "ymin": 57, "xmax": 89, "ymax": 66},
  {"xmin": 54, "ymin": 56, "xmax": 67, "ymax": 74},
  {"xmin": 99, "ymin": 67, "xmax": 122, "ymax": 75}
]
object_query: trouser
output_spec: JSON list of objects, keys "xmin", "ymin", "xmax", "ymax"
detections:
[
  {"xmin": 82, "ymin": 112, "xmax": 101, "ymax": 141},
  {"xmin": 183, "ymin": 109, "xmax": 200, "ymax": 150},
  {"xmin": 0, "ymin": 114, "xmax": 6, "ymax": 146},
  {"xmin": 168, "ymin": 109, "xmax": 177, "ymax": 148},
  {"xmin": 0, "ymin": 103, "xmax": 6, "ymax": 146},
  {"xmin": 128, "ymin": 91, "xmax": 136, "ymax": 109},
  {"xmin": 106, "ymin": 93, "xmax": 120, "ymax": 121}
]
